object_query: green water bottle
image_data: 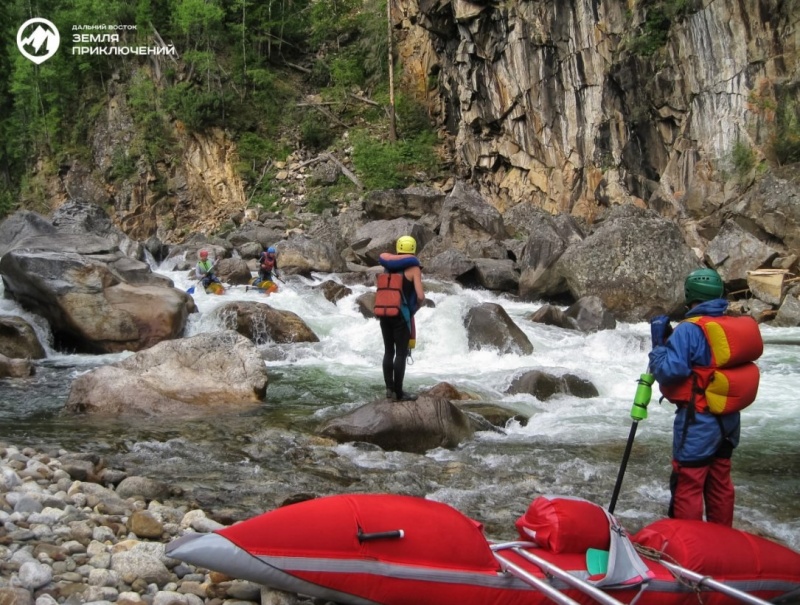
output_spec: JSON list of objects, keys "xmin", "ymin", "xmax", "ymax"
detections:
[{"xmin": 630, "ymin": 373, "xmax": 654, "ymax": 421}]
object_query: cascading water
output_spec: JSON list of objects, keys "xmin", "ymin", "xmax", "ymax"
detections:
[{"xmin": 1, "ymin": 268, "xmax": 798, "ymax": 549}]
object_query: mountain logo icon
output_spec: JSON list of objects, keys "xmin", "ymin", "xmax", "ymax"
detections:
[{"xmin": 17, "ymin": 18, "xmax": 60, "ymax": 64}]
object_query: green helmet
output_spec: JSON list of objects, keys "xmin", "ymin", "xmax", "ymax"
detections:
[
  {"xmin": 396, "ymin": 235, "xmax": 417, "ymax": 254},
  {"xmin": 685, "ymin": 268, "xmax": 724, "ymax": 304}
]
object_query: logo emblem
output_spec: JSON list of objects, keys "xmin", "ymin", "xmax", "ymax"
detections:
[{"xmin": 17, "ymin": 18, "xmax": 60, "ymax": 64}]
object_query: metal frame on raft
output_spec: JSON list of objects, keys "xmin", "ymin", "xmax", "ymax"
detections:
[{"xmin": 490, "ymin": 541, "xmax": 774, "ymax": 605}]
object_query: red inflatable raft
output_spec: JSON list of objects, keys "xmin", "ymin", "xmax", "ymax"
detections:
[{"xmin": 166, "ymin": 494, "xmax": 800, "ymax": 605}]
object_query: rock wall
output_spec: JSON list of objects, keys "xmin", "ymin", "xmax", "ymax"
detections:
[
  {"xmin": 57, "ymin": 78, "xmax": 246, "ymax": 243},
  {"xmin": 396, "ymin": 0, "xmax": 800, "ymax": 226}
]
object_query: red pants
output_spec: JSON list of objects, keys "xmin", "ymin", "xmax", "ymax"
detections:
[{"xmin": 669, "ymin": 457, "xmax": 734, "ymax": 526}]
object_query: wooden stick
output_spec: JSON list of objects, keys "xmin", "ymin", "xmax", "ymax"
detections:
[{"xmin": 322, "ymin": 152, "xmax": 362, "ymax": 190}]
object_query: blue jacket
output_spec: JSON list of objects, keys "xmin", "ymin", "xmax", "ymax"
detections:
[{"xmin": 648, "ymin": 299, "xmax": 741, "ymax": 464}]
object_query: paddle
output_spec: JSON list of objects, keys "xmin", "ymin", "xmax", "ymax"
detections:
[{"xmin": 608, "ymin": 367, "xmax": 654, "ymax": 514}]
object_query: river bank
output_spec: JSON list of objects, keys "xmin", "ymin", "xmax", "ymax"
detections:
[{"xmin": 0, "ymin": 443, "xmax": 313, "ymax": 605}]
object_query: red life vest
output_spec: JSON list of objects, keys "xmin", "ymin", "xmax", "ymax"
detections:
[
  {"xmin": 374, "ymin": 273, "xmax": 405, "ymax": 318},
  {"xmin": 660, "ymin": 315, "xmax": 763, "ymax": 414},
  {"xmin": 260, "ymin": 253, "xmax": 276, "ymax": 271}
]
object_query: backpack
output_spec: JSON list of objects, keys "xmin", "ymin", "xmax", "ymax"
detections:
[{"xmin": 374, "ymin": 273, "xmax": 405, "ymax": 318}]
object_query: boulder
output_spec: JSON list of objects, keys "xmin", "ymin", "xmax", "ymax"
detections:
[
  {"xmin": 517, "ymin": 211, "xmax": 583, "ymax": 299},
  {"xmin": 773, "ymin": 286, "xmax": 800, "ymax": 327},
  {"xmin": 277, "ymin": 234, "xmax": 347, "ymax": 275},
  {"xmin": 526, "ymin": 304, "xmax": 578, "ymax": 330},
  {"xmin": 556, "ymin": 206, "xmax": 699, "ymax": 321},
  {"xmin": 465, "ymin": 303, "xmax": 533, "ymax": 355},
  {"xmin": 226, "ymin": 225, "xmax": 285, "ymax": 249},
  {"xmin": 208, "ymin": 302, "xmax": 319, "ymax": 344},
  {"xmin": 468, "ymin": 259, "xmax": 519, "ymax": 292},
  {"xmin": 350, "ymin": 219, "xmax": 431, "ymax": 265},
  {"xmin": 423, "ymin": 248, "xmax": 475, "ymax": 280},
  {"xmin": 214, "ymin": 258, "xmax": 252, "ymax": 285},
  {"xmin": 64, "ymin": 331, "xmax": 268, "ymax": 415},
  {"xmin": 507, "ymin": 370, "xmax": 599, "ymax": 400},
  {"xmin": 51, "ymin": 198, "xmax": 143, "ymax": 259},
  {"xmin": 363, "ymin": 186, "xmax": 445, "ymax": 229},
  {"xmin": 438, "ymin": 181, "xmax": 506, "ymax": 255},
  {"xmin": 705, "ymin": 220, "xmax": 779, "ymax": 288},
  {"xmin": 456, "ymin": 402, "xmax": 526, "ymax": 427},
  {"xmin": 0, "ymin": 211, "xmax": 58, "ymax": 257},
  {"xmin": 319, "ymin": 396, "xmax": 475, "ymax": 453},
  {"xmin": 0, "ymin": 353, "xmax": 34, "ymax": 378},
  {"xmin": 0, "ymin": 316, "xmax": 46, "ymax": 359},
  {"xmin": 0, "ymin": 240, "xmax": 193, "ymax": 354},
  {"xmin": 564, "ymin": 296, "xmax": 617, "ymax": 332},
  {"xmin": 314, "ymin": 280, "xmax": 352, "ymax": 304}
]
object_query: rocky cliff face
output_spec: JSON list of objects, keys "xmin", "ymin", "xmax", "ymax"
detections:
[
  {"xmin": 55, "ymin": 80, "xmax": 246, "ymax": 243},
  {"xmin": 396, "ymin": 0, "xmax": 799, "ymax": 230}
]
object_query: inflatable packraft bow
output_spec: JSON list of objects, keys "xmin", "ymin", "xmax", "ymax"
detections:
[{"xmin": 167, "ymin": 493, "xmax": 800, "ymax": 605}]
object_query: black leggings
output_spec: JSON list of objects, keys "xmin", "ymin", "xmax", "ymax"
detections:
[{"xmin": 380, "ymin": 316, "xmax": 410, "ymax": 397}]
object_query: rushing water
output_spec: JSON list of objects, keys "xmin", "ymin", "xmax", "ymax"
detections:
[{"xmin": 1, "ymin": 268, "xmax": 798, "ymax": 549}]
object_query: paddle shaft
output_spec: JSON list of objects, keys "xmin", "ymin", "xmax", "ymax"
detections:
[
  {"xmin": 609, "ymin": 367, "xmax": 654, "ymax": 514},
  {"xmin": 659, "ymin": 560, "xmax": 773, "ymax": 605},
  {"xmin": 608, "ymin": 419, "xmax": 638, "ymax": 514}
]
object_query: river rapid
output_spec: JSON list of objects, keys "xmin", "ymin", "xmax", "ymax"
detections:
[{"xmin": 1, "ymin": 267, "xmax": 798, "ymax": 550}]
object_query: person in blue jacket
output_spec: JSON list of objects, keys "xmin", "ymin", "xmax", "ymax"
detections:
[{"xmin": 648, "ymin": 268, "xmax": 741, "ymax": 526}]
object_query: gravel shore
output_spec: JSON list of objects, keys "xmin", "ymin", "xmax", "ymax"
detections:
[{"xmin": 0, "ymin": 444, "xmax": 315, "ymax": 605}]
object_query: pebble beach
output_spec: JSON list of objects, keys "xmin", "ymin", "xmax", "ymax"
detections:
[{"xmin": 0, "ymin": 443, "xmax": 315, "ymax": 605}]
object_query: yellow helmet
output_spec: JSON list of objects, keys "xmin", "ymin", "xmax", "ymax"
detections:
[{"xmin": 396, "ymin": 235, "xmax": 417, "ymax": 254}]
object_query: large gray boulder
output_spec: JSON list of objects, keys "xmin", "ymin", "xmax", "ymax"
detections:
[
  {"xmin": 423, "ymin": 248, "xmax": 475, "ymax": 280},
  {"xmin": 438, "ymin": 181, "xmax": 506, "ymax": 255},
  {"xmin": 0, "ymin": 204, "xmax": 192, "ymax": 353},
  {"xmin": 363, "ymin": 186, "xmax": 446, "ymax": 229},
  {"xmin": 0, "ymin": 211, "xmax": 57, "ymax": 257},
  {"xmin": 705, "ymin": 219, "xmax": 779, "ymax": 288},
  {"xmin": 564, "ymin": 296, "xmax": 617, "ymax": 332},
  {"xmin": 0, "ymin": 316, "xmax": 46, "ymax": 359},
  {"xmin": 507, "ymin": 370, "xmax": 599, "ymax": 400},
  {"xmin": 0, "ymin": 353, "xmax": 34, "ymax": 378},
  {"xmin": 64, "ymin": 331, "xmax": 268, "ymax": 415},
  {"xmin": 277, "ymin": 234, "xmax": 347, "ymax": 275},
  {"xmin": 556, "ymin": 206, "xmax": 699, "ymax": 321},
  {"xmin": 1, "ymin": 247, "xmax": 191, "ymax": 354},
  {"xmin": 465, "ymin": 303, "xmax": 533, "ymax": 355},
  {"xmin": 319, "ymin": 396, "xmax": 475, "ymax": 453},
  {"xmin": 517, "ymin": 211, "xmax": 583, "ymax": 300},
  {"xmin": 208, "ymin": 301, "xmax": 319, "ymax": 344},
  {"xmin": 350, "ymin": 219, "xmax": 431, "ymax": 265},
  {"xmin": 470, "ymin": 258, "xmax": 519, "ymax": 292}
]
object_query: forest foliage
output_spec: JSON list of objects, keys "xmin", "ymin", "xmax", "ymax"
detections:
[{"xmin": 0, "ymin": 0, "xmax": 439, "ymax": 218}]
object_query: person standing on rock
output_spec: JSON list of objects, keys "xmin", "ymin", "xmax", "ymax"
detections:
[
  {"xmin": 375, "ymin": 235, "xmax": 425, "ymax": 402},
  {"xmin": 195, "ymin": 249, "xmax": 221, "ymax": 289},
  {"xmin": 648, "ymin": 267, "xmax": 762, "ymax": 526}
]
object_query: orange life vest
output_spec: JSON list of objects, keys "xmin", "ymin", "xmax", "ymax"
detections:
[
  {"xmin": 374, "ymin": 273, "xmax": 405, "ymax": 318},
  {"xmin": 659, "ymin": 315, "xmax": 763, "ymax": 415}
]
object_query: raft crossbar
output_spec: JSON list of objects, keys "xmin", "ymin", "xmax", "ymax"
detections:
[
  {"xmin": 493, "ymin": 551, "xmax": 581, "ymax": 605},
  {"xmin": 492, "ymin": 542, "xmax": 626, "ymax": 605},
  {"xmin": 658, "ymin": 560, "xmax": 773, "ymax": 605}
]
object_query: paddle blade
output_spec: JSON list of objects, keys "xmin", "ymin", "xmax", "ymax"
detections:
[{"xmin": 186, "ymin": 285, "xmax": 195, "ymax": 294}]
